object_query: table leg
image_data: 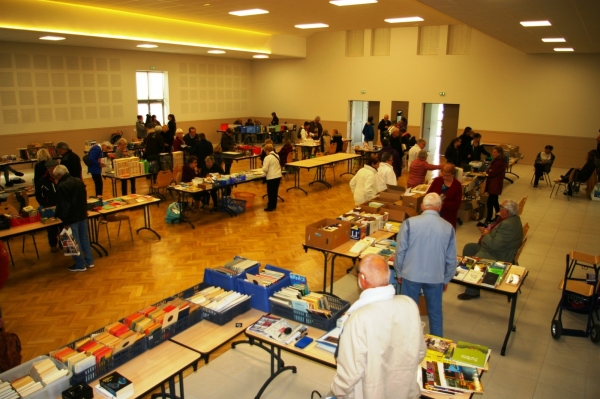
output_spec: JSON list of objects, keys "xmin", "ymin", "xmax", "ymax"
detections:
[
  {"xmin": 3, "ymin": 239, "xmax": 14, "ymax": 267},
  {"xmin": 308, "ymin": 166, "xmax": 331, "ymax": 188},
  {"xmin": 501, "ymin": 292, "xmax": 518, "ymax": 356},
  {"xmin": 254, "ymin": 345, "xmax": 296, "ymax": 399},
  {"xmin": 176, "ymin": 191, "xmax": 195, "ymax": 229},
  {"xmin": 286, "ymin": 167, "xmax": 308, "ymax": 195},
  {"xmin": 504, "ymin": 176, "xmax": 514, "ymax": 184},
  {"xmin": 250, "ymin": 157, "xmax": 256, "ymax": 169},
  {"xmin": 340, "ymin": 159, "xmax": 355, "ymax": 177},
  {"xmin": 137, "ymin": 204, "xmax": 161, "ymax": 239},
  {"xmin": 88, "ymin": 217, "xmax": 107, "ymax": 257}
]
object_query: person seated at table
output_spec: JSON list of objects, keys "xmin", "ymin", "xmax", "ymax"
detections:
[
  {"xmin": 244, "ymin": 118, "xmax": 254, "ymax": 126},
  {"xmin": 331, "ymin": 129, "xmax": 344, "ymax": 153},
  {"xmin": 458, "ymin": 199, "xmax": 523, "ymax": 300},
  {"xmin": 277, "ymin": 138, "xmax": 294, "ymax": 168},
  {"xmin": 350, "ymin": 156, "xmax": 379, "ymax": 205},
  {"xmin": 200, "ymin": 156, "xmax": 225, "ymax": 208},
  {"xmin": 192, "ymin": 133, "xmax": 213, "ymax": 169},
  {"xmin": 173, "ymin": 129, "xmax": 184, "ymax": 152},
  {"xmin": 181, "ymin": 156, "xmax": 203, "ymax": 209},
  {"xmin": 472, "ymin": 133, "xmax": 491, "ymax": 161},
  {"xmin": 115, "ymin": 138, "xmax": 136, "ymax": 195},
  {"xmin": 533, "ymin": 145, "xmax": 555, "ymax": 187},
  {"xmin": 329, "ymin": 254, "xmax": 425, "ymax": 399},
  {"xmin": 558, "ymin": 149, "xmax": 597, "ymax": 196},
  {"xmin": 444, "ymin": 137, "xmax": 461, "ymax": 166},
  {"xmin": 408, "ymin": 150, "xmax": 441, "ymax": 188},
  {"xmin": 34, "ymin": 148, "xmax": 53, "ymax": 187},
  {"xmin": 377, "ymin": 152, "xmax": 397, "ymax": 192},
  {"xmin": 379, "ymin": 138, "xmax": 401, "ymax": 177},
  {"xmin": 426, "ymin": 163, "xmax": 462, "ymax": 229},
  {"xmin": 35, "ymin": 159, "xmax": 62, "ymax": 252}
]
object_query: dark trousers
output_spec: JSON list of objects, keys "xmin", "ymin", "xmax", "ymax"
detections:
[
  {"xmin": 201, "ymin": 190, "xmax": 219, "ymax": 207},
  {"xmin": 486, "ymin": 194, "xmax": 499, "ymax": 221},
  {"xmin": 47, "ymin": 224, "xmax": 61, "ymax": 247},
  {"xmin": 224, "ymin": 160, "xmax": 233, "ymax": 174},
  {"xmin": 266, "ymin": 178, "xmax": 281, "ymax": 210},
  {"xmin": 121, "ymin": 179, "xmax": 136, "ymax": 195},
  {"xmin": 534, "ymin": 163, "xmax": 546, "ymax": 185},
  {"xmin": 91, "ymin": 173, "xmax": 103, "ymax": 197}
]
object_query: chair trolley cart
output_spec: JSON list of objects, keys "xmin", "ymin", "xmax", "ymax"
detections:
[{"xmin": 551, "ymin": 251, "xmax": 600, "ymax": 342}]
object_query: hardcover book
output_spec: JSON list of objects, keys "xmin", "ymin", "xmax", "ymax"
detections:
[
  {"xmin": 99, "ymin": 372, "xmax": 133, "ymax": 399},
  {"xmin": 451, "ymin": 340, "xmax": 490, "ymax": 369}
]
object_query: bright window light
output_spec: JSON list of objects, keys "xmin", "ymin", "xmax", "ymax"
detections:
[
  {"xmin": 384, "ymin": 17, "xmax": 424, "ymax": 23},
  {"xmin": 137, "ymin": 44, "xmax": 158, "ymax": 48},
  {"xmin": 208, "ymin": 50, "xmax": 226, "ymax": 54},
  {"xmin": 554, "ymin": 48, "xmax": 574, "ymax": 52},
  {"xmin": 520, "ymin": 21, "xmax": 551, "ymax": 27},
  {"xmin": 229, "ymin": 9, "xmax": 269, "ymax": 16},
  {"xmin": 40, "ymin": 36, "xmax": 65, "ymax": 41},
  {"xmin": 542, "ymin": 38, "xmax": 566, "ymax": 42},
  {"xmin": 330, "ymin": 0, "xmax": 377, "ymax": 6},
  {"xmin": 253, "ymin": 55, "xmax": 269, "ymax": 59},
  {"xmin": 295, "ymin": 23, "xmax": 329, "ymax": 29}
]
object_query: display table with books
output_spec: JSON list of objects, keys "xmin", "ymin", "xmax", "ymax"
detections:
[
  {"xmin": 101, "ymin": 172, "xmax": 156, "ymax": 198},
  {"xmin": 0, "ymin": 217, "xmax": 62, "ymax": 266},
  {"xmin": 93, "ymin": 195, "xmax": 162, "ymax": 240},
  {"xmin": 221, "ymin": 152, "xmax": 260, "ymax": 169},
  {"xmin": 285, "ymin": 153, "xmax": 360, "ymax": 195},
  {"xmin": 451, "ymin": 257, "xmax": 529, "ymax": 356}
]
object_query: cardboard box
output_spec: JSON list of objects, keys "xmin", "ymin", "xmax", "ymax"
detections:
[
  {"xmin": 378, "ymin": 186, "xmax": 406, "ymax": 202},
  {"xmin": 350, "ymin": 223, "xmax": 367, "ymax": 240},
  {"xmin": 400, "ymin": 193, "xmax": 424, "ymax": 214},
  {"xmin": 358, "ymin": 197, "xmax": 395, "ymax": 214},
  {"xmin": 380, "ymin": 205, "xmax": 410, "ymax": 223},
  {"xmin": 305, "ymin": 218, "xmax": 351, "ymax": 250}
]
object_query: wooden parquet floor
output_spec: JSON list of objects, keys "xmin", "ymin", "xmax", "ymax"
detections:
[{"xmin": 0, "ymin": 158, "xmax": 410, "ymax": 363}]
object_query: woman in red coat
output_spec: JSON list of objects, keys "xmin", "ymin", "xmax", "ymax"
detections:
[
  {"xmin": 484, "ymin": 146, "xmax": 506, "ymax": 223},
  {"xmin": 426, "ymin": 163, "xmax": 463, "ymax": 228}
]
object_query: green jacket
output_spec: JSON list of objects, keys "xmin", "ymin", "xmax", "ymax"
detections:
[{"xmin": 478, "ymin": 215, "xmax": 523, "ymax": 262}]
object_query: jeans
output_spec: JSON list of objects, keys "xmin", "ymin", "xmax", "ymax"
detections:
[
  {"xmin": 463, "ymin": 243, "xmax": 482, "ymax": 296},
  {"xmin": 121, "ymin": 179, "xmax": 136, "ymax": 195},
  {"xmin": 266, "ymin": 178, "xmax": 281, "ymax": 210},
  {"xmin": 69, "ymin": 219, "xmax": 94, "ymax": 269},
  {"xmin": 91, "ymin": 173, "xmax": 103, "ymax": 197},
  {"xmin": 402, "ymin": 279, "xmax": 444, "ymax": 337}
]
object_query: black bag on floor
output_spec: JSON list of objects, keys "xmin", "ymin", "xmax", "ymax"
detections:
[{"xmin": 0, "ymin": 331, "xmax": 22, "ymax": 372}]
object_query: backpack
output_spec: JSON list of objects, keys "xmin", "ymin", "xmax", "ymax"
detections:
[{"xmin": 0, "ymin": 332, "xmax": 22, "ymax": 372}]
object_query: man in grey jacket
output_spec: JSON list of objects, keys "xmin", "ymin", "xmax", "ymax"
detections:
[
  {"xmin": 458, "ymin": 199, "xmax": 523, "ymax": 300},
  {"xmin": 136, "ymin": 115, "xmax": 146, "ymax": 139}
]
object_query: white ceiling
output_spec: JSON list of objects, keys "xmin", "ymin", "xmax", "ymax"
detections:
[{"xmin": 0, "ymin": 0, "xmax": 598, "ymax": 56}]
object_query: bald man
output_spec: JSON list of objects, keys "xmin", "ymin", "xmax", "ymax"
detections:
[{"xmin": 330, "ymin": 255, "xmax": 425, "ymax": 399}]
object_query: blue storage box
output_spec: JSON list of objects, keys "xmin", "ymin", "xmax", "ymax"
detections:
[
  {"xmin": 203, "ymin": 257, "xmax": 261, "ymax": 291},
  {"xmin": 240, "ymin": 126, "xmax": 247, "ymax": 133},
  {"xmin": 237, "ymin": 265, "xmax": 292, "ymax": 312}
]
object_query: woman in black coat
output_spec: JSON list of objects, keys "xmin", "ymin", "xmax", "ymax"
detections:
[{"xmin": 444, "ymin": 138, "xmax": 461, "ymax": 166}]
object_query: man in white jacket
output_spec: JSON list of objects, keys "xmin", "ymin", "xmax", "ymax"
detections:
[
  {"xmin": 349, "ymin": 156, "xmax": 379, "ymax": 205},
  {"xmin": 330, "ymin": 255, "xmax": 426, "ymax": 399},
  {"xmin": 376, "ymin": 152, "xmax": 397, "ymax": 192}
]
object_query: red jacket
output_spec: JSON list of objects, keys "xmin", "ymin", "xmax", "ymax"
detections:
[
  {"xmin": 408, "ymin": 159, "xmax": 440, "ymax": 188},
  {"xmin": 426, "ymin": 176, "xmax": 463, "ymax": 229},
  {"xmin": 485, "ymin": 157, "xmax": 506, "ymax": 195}
]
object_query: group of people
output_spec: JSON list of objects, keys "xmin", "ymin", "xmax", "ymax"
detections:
[
  {"xmin": 444, "ymin": 127, "xmax": 490, "ymax": 169},
  {"xmin": 136, "ymin": 114, "xmax": 177, "ymax": 154}
]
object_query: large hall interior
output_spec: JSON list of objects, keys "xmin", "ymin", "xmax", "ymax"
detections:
[{"xmin": 1, "ymin": 1, "xmax": 600, "ymax": 398}]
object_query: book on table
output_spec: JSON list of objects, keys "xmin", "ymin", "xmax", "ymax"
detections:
[
  {"xmin": 505, "ymin": 265, "xmax": 526, "ymax": 286},
  {"xmin": 451, "ymin": 340, "xmax": 491, "ymax": 369},
  {"xmin": 249, "ymin": 315, "xmax": 308, "ymax": 345},
  {"xmin": 99, "ymin": 371, "xmax": 133, "ymax": 399},
  {"xmin": 462, "ymin": 269, "xmax": 484, "ymax": 284},
  {"xmin": 315, "ymin": 327, "xmax": 342, "ymax": 354},
  {"xmin": 422, "ymin": 361, "xmax": 484, "ymax": 394},
  {"xmin": 452, "ymin": 268, "xmax": 468, "ymax": 281},
  {"xmin": 423, "ymin": 335, "xmax": 453, "ymax": 362}
]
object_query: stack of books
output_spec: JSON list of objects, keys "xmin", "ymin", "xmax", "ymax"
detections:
[
  {"xmin": 315, "ymin": 327, "xmax": 342, "ymax": 354},
  {"xmin": 269, "ymin": 288, "xmax": 332, "ymax": 319},
  {"xmin": 96, "ymin": 371, "xmax": 134, "ymax": 399},
  {"xmin": 186, "ymin": 286, "xmax": 249, "ymax": 313},
  {"xmin": 245, "ymin": 269, "xmax": 286, "ymax": 286},
  {"xmin": 0, "ymin": 380, "xmax": 19, "ymax": 399},
  {"xmin": 9, "ymin": 376, "xmax": 43, "ymax": 397},
  {"xmin": 420, "ymin": 336, "xmax": 490, "ymax": 395},
  {"xmin": 29, "ymin": 358, "xmax": 69, "ymax": 386},
  {"xmin": 123, "ymin": 313, "xmax": 162, "ymax": 337},
  {"xmin": 248, "ymin": 315, "xmax": 308, "ymax": 345},
  {"xmin": 224, "ymin": 258, "xmax": 259, "ymax": 274}
]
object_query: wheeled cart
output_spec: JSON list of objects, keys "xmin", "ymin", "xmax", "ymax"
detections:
[{"xmin": 551, "ymin": 251, "xmax": 600, "ymax": 342}]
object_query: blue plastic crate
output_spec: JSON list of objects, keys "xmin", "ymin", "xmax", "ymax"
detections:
[
  {"xmin": 270, "ymin": 293, "xmax": 350, "ymax": 331},
  {"xmin": 145, "ymin": 308, "xmax": 203, "ymax": 349},
  {"xmin": 195, "ymin": 282, "xmax": 252, "ymax": 325},
  {"xmin": 237, "ymin": 265, "xmax": 292, "ymax": 312},
  {"xmin": 203, "ymin": 263, "xmax": 260, "ymax": 291}
]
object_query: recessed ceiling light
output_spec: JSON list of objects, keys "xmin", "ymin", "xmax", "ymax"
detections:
[
  {"xmin": 253, "ymin": 55, "xmax": 269, "ymax": 59},
  {"xmin": 330, "ymin": 0, "xmax": 377, "ymax": 6},
  {"xmin": 137, "ymin": 44, "xmax": 158, "ymax": 48},
  {"xmin": 520, "ymin": 21, "xmax": 551, "ymax": 27},
  {"xmin": 208, "ymin": 50, "xmax": 226, "ymax": 54},
  {"xmin": 229, "ymin": 9, "xmax": 268, "ymax": 16},
  {"xmin": 295, "ymin": 23, "xmax": 329, "ymax": 29},
  {"xmin": 542, "ymin": 38, "xmax": 566, "ymax": 43},
  {"xmin": 384, "ymin": 17, "xmax": 424, "ymax": 23},
  {"xmin": 40, "ymin": 36, "xmax": 65, "ymax": 41},
  {"xmin": 554, "ymin": 48, "xmax": 574, "ymax": 52}
]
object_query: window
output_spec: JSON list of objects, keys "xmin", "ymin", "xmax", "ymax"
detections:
[{"xmin": 136, "ymin": 72, "xmax": 166, "ymax": 124}]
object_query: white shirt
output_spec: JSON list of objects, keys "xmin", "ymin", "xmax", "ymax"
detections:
[
  {"xmin": 261, "ymin": 152, "xmax": 282, "ymax": 180},
  {"xmin": 300, "ymin": 128, "xmax": 309, "ymax": 141},
  {"xmin": 407, "ymin": 145, "xmax": 421, "ymax": 171},
  {"xmin": 376, "ymin": 162, "xmax": 396, "ymax": 192},
  {"xmin": 349, "ymin": 165, "xmax": 378, "ymax": 205}
]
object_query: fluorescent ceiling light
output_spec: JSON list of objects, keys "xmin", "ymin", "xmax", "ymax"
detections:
[
  {"xmin": 554, "ymin": 48, "xmax": 574, "ymax": 52},
  {"xmin": 330, "ymin": 0, "xmax": 377, "ymax": 6},
  {"xmin": 208, "ymin": 50, "xmax": 226, "ymax": 54},
  {"xmin": 520, "ymin": 21, "xmax": 551, "ymax": 27},
  {"xmin": 384, "ymin": 17, "xmax": 424, "ymax": 23},
  {"xmin": 295, "ymin": 23, "xmax": 329, "ymax": 29},
  {"xmin": 137, "ymin": 44, "xmax": 158, "ymax": 48},
  {"xmin": 229, "ymin": 9, "xmax": 268, "ymax": 16},
  {"xmin": 253, "ymin": 55, "xmax": 269, "ymax": 59},
  {"xmin": 542, "ymin": 38, "xmax": 566, "ymax": 43},
  {"xmin": 39, "ymin": 36, "xmax": 65, "ymax": 41}
]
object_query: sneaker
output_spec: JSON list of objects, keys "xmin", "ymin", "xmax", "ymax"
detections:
[
  {"xmin": 14, "ymin": 171, "xmax": 24, "ymax": 177},
  {"xmin": 5, "ymin": 182, "xmax": 13, "ymax": 187},
  {"xmin": 68, "ymin": 265, "xmax": 87, "ymax": 272},
  {"xmin": 87, "ymin": 264, "xmax": 94, "ymax": 268}
]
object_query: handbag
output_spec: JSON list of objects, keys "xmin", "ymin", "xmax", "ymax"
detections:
[
  {"xmin": 213, "ymin": 143, "xmax": 223, "ymax": 154},
  {"xmin": 60, "ymin": 227, "xmax": 80, "ymax": 256}
]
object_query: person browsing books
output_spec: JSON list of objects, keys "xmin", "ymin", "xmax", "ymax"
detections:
[
  {"xmin": 394, "ymin": 193, "xmax": 456, "ymax": 337},
  {"xmin": 458, "ymin": 199, "xmax": 523, "ymax": 300},
  {"xmin": 329, "ymin": 254, "xmax": 425, "ymax": 399},
  {"xmin": 426, "ymin": 163, "xmax": 462, "ymax": 228},
  {"xmin": 261, "ymin": 144, "xmax": 282, "ymax": 212}
]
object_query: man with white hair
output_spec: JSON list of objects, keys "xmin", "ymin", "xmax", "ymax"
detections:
[
  {"xmin": 309, "ymin": 116, "xmax": 323, "ymax": 141},
  {"xmin": 53, "ymin": 165, "xmax": 95, "ymax": 272},
  {"xmin": 458, "ymin": 199, "xmax": 523, "ymax": 300},
  {"xmin": 394, "ymin": 192, "xmax": 456, "ymax": 337},
  {"xmin": 330, "ymin": 255, "xmax": 425, "ymax": 399},
  {"xmin": 407, "ymin": 138, "xmax": 427, "ymax": 171}
]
